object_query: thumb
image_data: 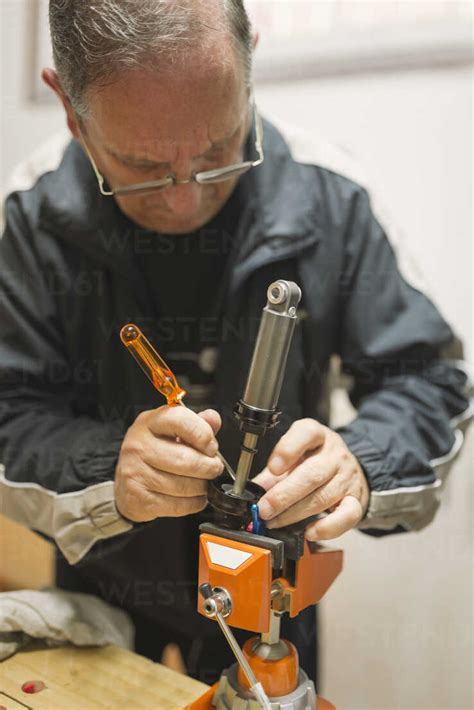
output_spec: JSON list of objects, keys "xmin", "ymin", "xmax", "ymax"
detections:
[{"xmin": 198, "ymin": 408, "xmax": 222, "ymax": 436}]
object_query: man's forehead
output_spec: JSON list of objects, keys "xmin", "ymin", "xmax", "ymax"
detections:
[
  {"xmin": 96, "ymin": 104, "xmax": 245, "ymax": 162},
  {"xmin": 86, "ymin": 59, "xmax": 247, "ymax": 156}
]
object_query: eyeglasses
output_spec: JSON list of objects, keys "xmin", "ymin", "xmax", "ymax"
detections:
[{"xmin": 82, "ymin": 102, "xmax": 264, "ymax": 197}]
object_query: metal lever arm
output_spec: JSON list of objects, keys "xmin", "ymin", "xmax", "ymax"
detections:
[{"xmin": 199, "ymin": 585, "xmax": 272, "ymax": 709}]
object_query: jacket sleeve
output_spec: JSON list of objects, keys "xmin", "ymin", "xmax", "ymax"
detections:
[
  {"xmin": 0, "ymin": 192, "xmax": 134, "ymax": 564},
  {"xmin": 333, "ymin": 187, "xmax": 472, "ymax": 534}
]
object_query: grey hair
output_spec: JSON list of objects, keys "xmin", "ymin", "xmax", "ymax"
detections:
[{"xmin": 49, "ymin": 0, "xmax": 253, "ymax": 117}]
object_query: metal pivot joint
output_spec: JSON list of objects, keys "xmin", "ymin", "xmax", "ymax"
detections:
[
  {"xmin": 199, "ymin": 584, "xmax": 232, "ymax": 619},
  {"xmin": 233, "ymin": 280, "xmax": 302, "ymax": 496}
]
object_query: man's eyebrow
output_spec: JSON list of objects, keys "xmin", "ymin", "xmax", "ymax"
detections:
[
  {"xmin": 210, "ymin": 124, "xmax": 241, "ymax": 149},
  {"xmin": 104, "ymin": 146, "xmax": 171, "ymax": 168},
  {"xmin": 104, "ymin": 125, "xmax": 241, "ymax": 166}
]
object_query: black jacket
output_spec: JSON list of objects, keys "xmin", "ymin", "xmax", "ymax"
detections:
[{"xmin": 0, "ymin": 120, "xmax": 471, "ymax": 636}]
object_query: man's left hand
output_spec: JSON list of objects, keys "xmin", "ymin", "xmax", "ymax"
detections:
[{"xmin": 253, "ymin": 419, "xmax": 370, "ymax": 541}]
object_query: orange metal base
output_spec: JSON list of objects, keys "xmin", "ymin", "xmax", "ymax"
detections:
[
  {"xmin": 185, "ymin": 683, "xmax": 219, "ymax": 709},
  {"xmin": 317, "ymin": 700, "xmax": 336, "ymax": 710},
  {"xmin": 237, "ymin": 638, "xmax": 299, "ymax": 697},
  {"xmin": 185, "ymin": 683, "xmax": 336, "ymax": 709}
]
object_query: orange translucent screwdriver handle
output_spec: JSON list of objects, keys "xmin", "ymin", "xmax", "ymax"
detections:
[
  {"xmin": 120, "ymin": 323, "xmax": 236, "ymax": 480},
  {"xmin": 120, "ymin": 324, "xmax": 186, "ymax": 405}
]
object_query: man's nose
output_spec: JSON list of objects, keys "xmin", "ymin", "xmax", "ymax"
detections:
[
  {"xmin": 159, "ymin": 147, "xmax": 208, "ymax": 217},
  {"xmin": 161, "ymin": 179, "xmax": 203, "ymax": 217}
]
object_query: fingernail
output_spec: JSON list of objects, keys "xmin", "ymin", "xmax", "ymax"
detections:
[
  {"xmin": 258, "ymin": 500, "xmax": 272, "ymax": 519},
  {"xmin": 269, "ymin": 456, "xmax": 285, "ymax": 475},
  {"xmin": 205, "ymin": 441, "xmax": 218, "ymax": 457}
]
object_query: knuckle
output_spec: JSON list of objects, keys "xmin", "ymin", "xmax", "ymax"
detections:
[
  {"xmin": 194, "ymin": 423, "xmax": 213, "ymax": 450},
  {"xmin": 118, "ymin": 470, "xmax": 134, "ymax": 491},
  {"xmin": 186, "ymin": 416, "xmax": 207, "ymax": 443},
  {"xmin": 207, "ymin": 409, "xmax": 222, "ymax": 431},
  {"xmin": 265, "ymin": 491, "xmax": 280, "ymax": 515},
  {"xmin": 157, "ymin": 405, "xmax": 180, "ymax": 432},
  {"xmin": 339, "ymin": 448, "xmax": 351, "ymax": 463},
  {"xmin": 312, "ymin": 486, "xmax": 334, "ymax": 511},
  {"xmin": 301, "ymin": 418, "xmax": 323, "ymax": 437},
  {"xmin": 127, "ymin": 441, "xmax": 146, "ymax": 461},
  {"xmin": 134, "ymin": 409, "xmax": 149, "ymax": 425},
  {"xmin": 326, "ymin": 430, "xmax": 341, "ymax": 451},
  {"xmin": 197, "ymin": 455, "xmax": 222, "ymax": 479},
  {"xmin": 122, "ymin": 431, "xmax": 146, "ymax": 459},
  {"xmin": 275, "ymin": 440, "xmax": 292, "ymax": 461},
  {"xmin": 301, "ymin": 417, "xmax": 319, "ymax": 429},
  {"xmin": 273, "ymin": 438, "xmax": 295, "ymax": 464},
  {"xmin": 137, "ymin": 407, "xmax": 163, "ymax": 429},
  {"xmin": 174, "ymin": 414, "xmax": 206, "ymax": 450},
  {"xmin": 299, "ymin": 455, "xmax": 318, "ymax": 481},
  {"xmin": 155, "ymin": 404, "xmax": 169, "ymax": 416},
  {"xmin": 175, "ymin": 446, "xmax": 193, "ymax": 472},
  {"xmin": 117, "ymin": 458, "xmax": 139, "ymax": 485},
  {"xmin": 211, "ymin": 457, "xmax": 225, "ymax": 477}
]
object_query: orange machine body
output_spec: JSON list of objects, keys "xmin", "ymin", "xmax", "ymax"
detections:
[
  {"xmin": 185, "ymin": 685, "xmax": 336, "ymax": 710},
  {"xmin": 237, "ymin": 637, "xmax": 299, "ymax": 697},
  {"xmin": 198, "ymin": 533, "xmax": 272, "ymax": 633},
  {"xmin": 193, "ymin": 532, "xmax": 343, "ymax": 708},
  {"xmin": 198, "ymin": 534, "xmax": 343, "ymax": 630},
  {"xmin": 278, "ymin": 541, "xmax": 344, "ymax": 617}
]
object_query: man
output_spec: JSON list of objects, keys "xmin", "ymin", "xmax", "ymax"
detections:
[{"xmin": 0, "ymin": 0, "xmax": 471, "ymax": 687}]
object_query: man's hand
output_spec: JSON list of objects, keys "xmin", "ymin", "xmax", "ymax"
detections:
[
  {"xmin": 253, "ymin": 419, "xmax": 369, "ymax": 541},
  {"xmin": 115, "ymin": 406, "xmax": 223, "ymax": 522}
]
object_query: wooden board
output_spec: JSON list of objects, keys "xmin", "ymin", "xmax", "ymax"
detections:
[{"xmin": 0, "ymin": 644, "xmax": 208, "ymax": 709}]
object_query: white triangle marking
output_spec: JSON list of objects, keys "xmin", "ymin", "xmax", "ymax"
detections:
[{"xmin": 207, "ymin": 542, "xmax": 253, "ymax": 570}]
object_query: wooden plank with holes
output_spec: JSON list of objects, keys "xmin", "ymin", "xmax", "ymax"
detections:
[{"xmin": 0, "ymin": 645, "xmax": 208, "ymax": 709}]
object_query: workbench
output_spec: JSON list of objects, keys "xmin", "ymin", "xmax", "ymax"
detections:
[{"xmin": 0, "ymin": 644, "xmax": 208, "ymax": 709}]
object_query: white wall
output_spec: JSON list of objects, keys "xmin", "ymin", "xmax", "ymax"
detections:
[
  {"xmin": 257, "ymin": 68, "xmax": 473, "ymax": 363},
  {"xmin": 258, "ymin": 68, "xmax": 473, "ymax": 710},
  {"xmin": 1, "ymin": 2, "xmax": 472, "ymax": 708},
  {"xmin": 0, "ymin": 1, "xmax": 65, "ymax": 188}
]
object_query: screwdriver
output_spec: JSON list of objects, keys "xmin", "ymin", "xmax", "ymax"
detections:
[{"xmin": 120, "ymin": 324, "xmax": 236, "ymax": 480}]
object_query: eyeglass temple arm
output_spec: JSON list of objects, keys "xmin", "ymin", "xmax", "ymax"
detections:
[
  {"xmin": 252, "ymin": 102, "xmax": 264, "ymax": 167},
  {"xmin": 82, "ymin": 140, "xmax": 115, "ymax": 196}
]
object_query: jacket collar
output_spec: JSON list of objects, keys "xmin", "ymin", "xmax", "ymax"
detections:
[
  {"xmin": 38, "ymin": 118, "xmax": 322, "ymax": 280},
  {"xmin": 228, "ymin": 118, "xmax": 322, "ymax": 294}
]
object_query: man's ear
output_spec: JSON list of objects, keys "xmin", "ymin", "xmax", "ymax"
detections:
[
  {"xmin": 41, "ymin": 68, "xmax": 81, "ymax": 140},
  {"xmin": 252, "ymin": 31, "xmax": 259, "ymax": 51}
]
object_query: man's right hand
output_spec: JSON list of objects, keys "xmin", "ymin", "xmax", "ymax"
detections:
[{"xmin": 114, "ymin": 406, "xmax": 224, "ymax": 522}]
